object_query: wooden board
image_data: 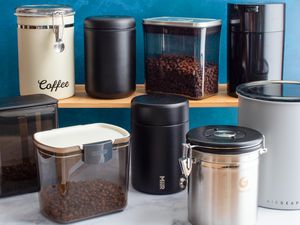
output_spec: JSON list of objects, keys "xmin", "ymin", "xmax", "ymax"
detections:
[{"xmin": 58, "ymin": 84, "xmax": 238, "ymax": 108}]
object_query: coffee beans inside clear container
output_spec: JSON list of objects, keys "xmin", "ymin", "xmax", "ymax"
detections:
[
  {"xmin": 1, "ymin": 161, "xmax": 38, "ymax": 196},
  {"xmin": 143, "ymin": 17, "xmax": 222, "ymax": 100},
  {"xmin": 146, "ymin": 55, "xmax": 218, "ymax": 99},
  {"xmin": 34, "ymin": 123, "xmax": 130, "ymax": 223},
  {"xmin": 40, "ymin": 179, "xmax": 126, "ymax": 223},
  {"xmin": 0, "ymin": 94, "xmax": 58, "ymax": 197}
]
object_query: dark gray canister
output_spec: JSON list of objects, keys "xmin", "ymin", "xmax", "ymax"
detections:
[
  {"xmin": 227, "ymin": 3, "xmax": 285, "ymax": 97},
  {"xmin": 84, "ymin": 16, "xmax": 136, "ymax": 99},
  {"xmin": 131, "ymin": 94, "xmax": 189, "ymax": 194}
]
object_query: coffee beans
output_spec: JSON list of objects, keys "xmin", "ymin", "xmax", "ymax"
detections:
[
  {"xmin": 2, "ymin": 161, "xmax": 37, "ymax": 180},
  {"xmin": 39, "ymin": 179, "xmax": 127, "ymax": 223},
  {"xmin": 1, "ymin": 161, "xmax": 39, "ymax": 197},
  {"xmin": 145, "ymin": 55, "xmax": 218, "ymax": 99}
]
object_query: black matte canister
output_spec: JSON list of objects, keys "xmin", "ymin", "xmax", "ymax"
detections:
[
  {"xmin": 131, "ymin": 94, "xmax": 189, "ymax": 194},
  {"xmin": 84, "ymin": 16, "xmax": 136, "ymax": 99}
]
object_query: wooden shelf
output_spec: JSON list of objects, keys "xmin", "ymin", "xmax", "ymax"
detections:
[{"xmin": 58, "ymin": 84, "xmax": 238, "ymax": 108}]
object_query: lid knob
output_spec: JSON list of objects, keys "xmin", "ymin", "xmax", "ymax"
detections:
[{"xmin": 213, "ymin": 130, "xmax": 237, "ymax": 138}]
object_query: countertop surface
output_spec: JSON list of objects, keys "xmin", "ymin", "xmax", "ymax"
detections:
[{"xmin": 0, "ymin": 186, "xmax": 300, "ymax": 225}]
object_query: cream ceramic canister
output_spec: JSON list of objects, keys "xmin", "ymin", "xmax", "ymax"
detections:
[{"xmin": 15, "ymin": 5, "xmax": 75, "ymax": 99}]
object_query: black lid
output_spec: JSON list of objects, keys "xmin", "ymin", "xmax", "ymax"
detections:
[
  {"xmin": 186, "ymin": 125, "xmax": 263, "ymax": 154},
  {"xmin": 0, "ymin": 94, "xmax": 57, "ymax": 112},
  {"xmin": 131, "ymin": 94, "xmax": 189, "ymax": 126},
  {"xmin": 84, "ymin": 16, "xmax": 135, "ymax": 30},
  {"xmin": 228, "ymin": 3, "xmax": 285, "ymax": 33},
  {"xmin": 237, "ymin": 80, "xmax": 300, "ymax": 102}
]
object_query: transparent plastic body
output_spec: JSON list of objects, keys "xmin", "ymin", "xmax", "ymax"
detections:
[
  {"xmin": 36, "ymin": 143, "xmax": 130, "ymax": 223},
  {"xmin": 144, "ymin": 25, "xmax": 221, "ymax": 99},
  {"xmin": 0, "ymin": 105, "xmax": 57, "ymax": 197}
]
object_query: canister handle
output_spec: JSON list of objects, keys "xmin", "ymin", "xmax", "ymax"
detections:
[
  {"xmin": 178, "ymin": 143, "xmax": 195, "ymax": 189},
  {"xmin": 52, "ymin": 11, "xmax": 65, "ymax": 53},
  {"xmin": 260, "ymin": 135, "xmax": 268, "ymax": 155}
]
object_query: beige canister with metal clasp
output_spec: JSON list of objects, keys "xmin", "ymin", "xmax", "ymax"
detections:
[{"xmin": 15, "ymin": 5, "xmax": 75, "ymax": 99}]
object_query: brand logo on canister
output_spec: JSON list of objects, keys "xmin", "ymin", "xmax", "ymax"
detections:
[
  {"xmin": 239, "ymin": 177, "xmax": 249, "ymax": 190},
  {"xmin": 159, "ymin": 176, "xmax": 165, "ymax": 190}
]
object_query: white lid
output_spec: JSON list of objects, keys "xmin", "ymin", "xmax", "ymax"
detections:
[{"xmin": 34, "ymin": 123, "xmax": 129, "ymax": 149}]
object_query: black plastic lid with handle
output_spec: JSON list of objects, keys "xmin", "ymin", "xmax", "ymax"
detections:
[
  {"xmin": 0, "ymin": 94, "xmax": 57, "ymax": 112},
  {"xmin": 186, "ymin": 125, "xmax": 263, "ymax": 154},
  {"xmin": 131, "ymin": 94, "xmax": 189, "ymax": 126},
  {"xmin": 236, "ymin": 80, "xmax": 300, "ymax": 102},
  {"xmin": 84, "ymin": 16, "xmax": 136, "ymax": 30}
]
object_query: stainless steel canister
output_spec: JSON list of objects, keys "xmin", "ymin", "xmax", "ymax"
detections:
[
  {"xmin": 15, "ymin": 5, "xmax": 75, "ymax": 99},
  {"xmin": 179, "ymin": 125, "xmax": 267, "ymax": 225}
]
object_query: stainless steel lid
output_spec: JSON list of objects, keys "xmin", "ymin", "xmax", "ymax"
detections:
[
  {"xmin": 237, "ymin": 80, "xmax": 300, "ymax": 102},
  {"xmin": 143, "ymin": 17, "xmax": 222, "ymax": 28},
  {"xmin": 15, "ymin": 5, "xmax": 75, "ymax": 17}
]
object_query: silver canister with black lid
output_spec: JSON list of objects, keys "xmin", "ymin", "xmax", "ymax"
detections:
[{"xmin": 179, "ymin": 125, "xmax": 267, "ymax": 225}]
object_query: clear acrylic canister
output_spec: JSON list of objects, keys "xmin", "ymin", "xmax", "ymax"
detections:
[
  {"xmin": 143, "ymin": 17, "xmax": 221, "ymax": 99},
  {"xmin": 15, "ymin": 5, "xmax": 75, "ymax": 99},
  {"xmin": 33, "ymin": 123, "xmax": 130, "ymax": 223}
]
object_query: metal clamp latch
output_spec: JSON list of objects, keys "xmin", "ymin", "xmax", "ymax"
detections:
[
  {"xmin": 52, "ymin": 11, "xmax": 65, "ymax": 53},
  {"xmin": 260, "ymin": 135, "xmax": 268, "ymax": 155},
  {"xmin": 83, "ymin": 140, "xmax": 113, "ymax": 164},
  {"xmin": 178, "ymin": 143, "xmax": 195, "ymax": 189}
]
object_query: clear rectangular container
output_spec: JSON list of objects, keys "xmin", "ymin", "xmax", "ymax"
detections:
[
  {"xmin": 33, "ymin": 123, "xmax": 130, "ymax": 223},
  {"xmin": 143, "ymin": 17, "xmax": 222, "ymax": 99},
  {"xmin": 0, "ymin": 94, "xmax": 58, "ymax": 197}
]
